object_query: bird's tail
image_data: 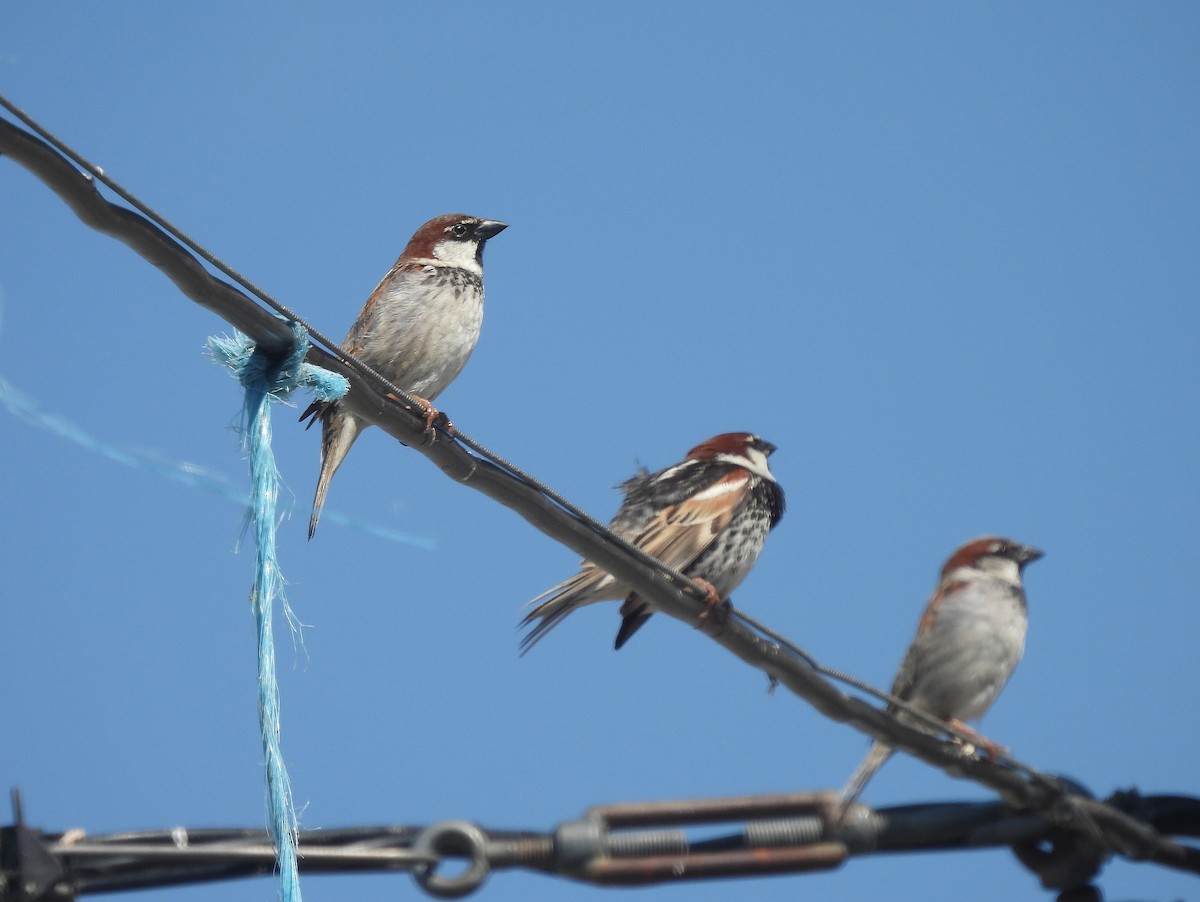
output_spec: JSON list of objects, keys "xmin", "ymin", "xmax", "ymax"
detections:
[
  {"xmin": 519, "ymin": 569, "xmax": 615, "ymax": 654},
  {"xmin": 837, "ymin": 742, "xmax": 894, "ymax": 819},
  {"xmin": 614, "ymin": 596, "xmax": 652, "ymax": 650},
  {"xmin": 307, "ymin": 403, "xmax": 361, "ymax": 539}
]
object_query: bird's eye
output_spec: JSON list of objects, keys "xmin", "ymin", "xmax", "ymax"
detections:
[{"xmin": 451, "ymin": 223, "xmax": 470, "ymax": 238}]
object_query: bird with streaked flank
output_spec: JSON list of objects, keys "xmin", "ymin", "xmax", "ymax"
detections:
[
  {"xmin": 301, "ymin": 213, "xmax": 507, "ymax": 538},
  {"xmin": 520, "ymin": 432, "xmax": 785, "ymax": 652},
  {"xmin": 838, "ymin": 536, "xmax": 1043, "ymax": 816}
]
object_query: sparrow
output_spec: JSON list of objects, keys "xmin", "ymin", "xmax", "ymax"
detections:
[
  {"xmin": 520, "ymin": 432, "xmax": 785, "ymax": 652},
  {"xmin": 301, "ymin": 213, "xmax": 507, "ymax": 538},
  {"xmin": 838, "ymin": 536, "xmax": 1043, "ymax": 813}
]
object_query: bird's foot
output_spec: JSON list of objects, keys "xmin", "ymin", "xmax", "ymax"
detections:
[
  {"xmin": 693, "ymin": 578, "xmax": 730, "ymax": 622},
  {"xmin": 947, "ymin": 718, "xmax": 1006, "ymax": 760},
  {"xmin": 386, "ymin": 392, "xmax": 447, "ymax": 437}
]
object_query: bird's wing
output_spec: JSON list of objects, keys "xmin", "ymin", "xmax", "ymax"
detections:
[
  {"xmin": 888, "ymin": 579, "xmax": 965, "ymax": 706},
  {"xmin": 519, "ymin": 460, "xmax": 751, "ymax": 653},
  {"xmin": 630, "ymin": 469, "xmax": 752, "ymax": 573},
  {"xmin": 341, "ymin": 261, "xmax": 418, "ymax": 357}
]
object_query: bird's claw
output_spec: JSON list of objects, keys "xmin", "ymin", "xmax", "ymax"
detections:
[
  {"xmin": 947, "ymin": 718, "xmax": 1006, "ymax": 760},
  {"xmin": 694, "ymin": 578, "xmax": 730, "ymax": 622},
  {"xmin": 385, "ymin": 391, "xmax": 444, "ymax": 437}
]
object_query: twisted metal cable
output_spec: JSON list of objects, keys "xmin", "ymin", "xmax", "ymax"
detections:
[
  {"xmin": 0, "ymin": 100, "xmax": 934, "ymax": 738},
  {"xmin": 0, "ymin": 99, "xmax": 1096, "ymax": 776},
  {"xmin": 0, "ymin": 103, "xmax": 1062, "ymax": 764}
]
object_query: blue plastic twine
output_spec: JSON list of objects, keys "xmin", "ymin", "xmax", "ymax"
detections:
[{"xmin": 208, "ymin": 322, "xmax": 348, "ymax": 902}]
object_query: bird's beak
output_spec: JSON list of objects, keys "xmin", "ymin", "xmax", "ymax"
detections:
[
  {"xmin": 1017, "ymin": 545, "xmax": 1045, "ymax": 565},
  {"xmin": 476, "ymin": 220, "xmax": 508, "ymax": 240},
  {"xmin": 760, "ymin": 440, "xmax": 778, "ymax": 456}
]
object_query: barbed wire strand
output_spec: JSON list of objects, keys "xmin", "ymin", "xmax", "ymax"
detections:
[{"xmin": 1, "ymin": 101, "xmax": 1195, "ymax": 880}]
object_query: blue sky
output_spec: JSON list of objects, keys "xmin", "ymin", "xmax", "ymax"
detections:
[{"xmin": 2, "ymin": 4, "xmax": 1197, "ymax": 901}]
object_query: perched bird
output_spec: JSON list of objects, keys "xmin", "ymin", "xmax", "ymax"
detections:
[
  {"xmin": 520, "ymin": 432, "xmax": 785, "ymax": 652},
  {"xmin": 301, "ymin": 213, "xmax": 507, "ymax": 538},
  {"xmin": 838, "ymin": 536, "xmax": 1043, "ymax": 813}
]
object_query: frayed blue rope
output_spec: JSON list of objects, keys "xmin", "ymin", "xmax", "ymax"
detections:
[
  {"xmin": 208, "ymin": 322, "xmax": 346, "ymax": 902},
  {"xmin": 209, "ymin": 322, "xmax": 349, "ymax": 406}
]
